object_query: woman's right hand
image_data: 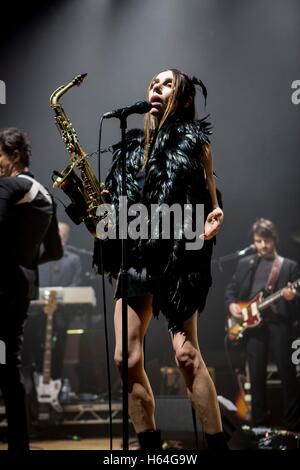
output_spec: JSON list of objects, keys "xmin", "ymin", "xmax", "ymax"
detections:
[{"xmin": 200, "ymin": 207, "xmax": 224, "ymax": 240}]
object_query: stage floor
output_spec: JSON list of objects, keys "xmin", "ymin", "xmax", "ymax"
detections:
[{"xmin": 0, "ymin": 437, "xmax": 129, "ymax": 451}]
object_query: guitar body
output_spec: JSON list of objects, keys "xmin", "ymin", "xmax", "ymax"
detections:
[
  {"xmin": 226, "ymin": 292, "xmax": 263, "ymax": 343},
  {"xmin": 235, "ymin": 392, "xmax": 251, "ymax": 422},
  {"xmin": 234, "ymin": 373, "xmax": 252, "ymax": 422},
  {"xmin": 34, "ymin": 373, "xmax": 63, "ymax": 413},
  {"xmin": 226, "ymin": 277, "xmax": 300, "ymax": 344}
]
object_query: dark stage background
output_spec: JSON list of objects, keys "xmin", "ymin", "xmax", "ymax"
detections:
[{"xmin": 1, "ymin": 0, "xmax": 300, "ymax": 398}]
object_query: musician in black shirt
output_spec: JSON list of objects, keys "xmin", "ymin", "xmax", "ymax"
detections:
[
  {"xmin": 225, "ymin": 218, "xmax": 300, "ymax": 430},
  {"xmin": 0, "ymin": 127, "xmax": 63, "ymax": 451}
]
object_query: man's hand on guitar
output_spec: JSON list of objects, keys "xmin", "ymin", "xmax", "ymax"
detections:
[
  {"xmin": 229, "ymin": 302, "xmax": 243, "ymax": 320},
  {"xmin": 282, "ymin": 282, "xmax": 297, "ymax": 301}
]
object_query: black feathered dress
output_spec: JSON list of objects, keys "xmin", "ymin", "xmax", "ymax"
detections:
[{"xmin": 93, "ymin": 117, "xmax": 221, "ymax": 331}]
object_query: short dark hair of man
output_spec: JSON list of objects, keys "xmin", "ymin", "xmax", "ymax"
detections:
[
  {"xmin": 0, "ymin": 127, "xmax": 31, "ymax": 167},
  {"xmin": 249, "ymin": 217, "xmax": 279, "ymax": 244}
]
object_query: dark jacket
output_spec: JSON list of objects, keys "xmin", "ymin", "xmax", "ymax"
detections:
[
  {"xmin": 94, "ymin": 118, "xmax": 221, "ymax": 329},
  {"xmin": 0, "ymin": 172, "xmax": 63, "ymax": 299},
  {"xmin": 39, "ymin": 249, "xmax": 82, "ymax": 287},
  {"xmin": 225, "ymin": 254, "xmax": 300, "ymax": 323}
]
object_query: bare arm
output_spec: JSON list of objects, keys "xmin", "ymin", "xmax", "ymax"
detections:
[
  {"xmin": 200, "ymin": 143, "xmax": 224, "ymax": 240},
  {"xmin": 202, "ymin": 143, "xmax": 219, "ymax": 209}
]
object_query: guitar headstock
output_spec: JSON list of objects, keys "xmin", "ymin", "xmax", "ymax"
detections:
[{"xmin": 44, "ymin": 290, "xmax": 58, "ymax": 315}]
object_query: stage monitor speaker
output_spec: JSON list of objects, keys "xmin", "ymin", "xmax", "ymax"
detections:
[
  {"xmin": 155, "ymin": 395, "xmax": 246, "ymax": 449},
  {"xmin": 63, "ymin": 327, "xmax": 118, "ymax": 395},
  {"xmin": 155, "ymin": 396, "xmax": 197, "ymax": 449}
]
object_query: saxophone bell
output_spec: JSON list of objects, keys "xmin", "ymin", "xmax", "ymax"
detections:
[{"xmin": 52, "ymin": 164, "xmax": 87, "ymax": 226}]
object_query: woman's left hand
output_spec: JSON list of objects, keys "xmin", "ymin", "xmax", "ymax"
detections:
[{"xmin": 200, "ymin": 207, "xmax": 224, "ymax": 240}]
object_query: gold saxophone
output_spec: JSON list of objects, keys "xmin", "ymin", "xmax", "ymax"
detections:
[{"xmin": 50, "ymin": 73, "xmax": 105, "ymax": 235}]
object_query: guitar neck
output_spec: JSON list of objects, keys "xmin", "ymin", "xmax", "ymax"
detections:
[
  {"xmin": 259, "ymin": 278, "xmax": 300, "ymax": 311},
  {"xmin": 260, "ymin": 291, "xmax": 283, "ymax": 310},
  {"xmin": 42, "ymin": 313, "xmax": 53, "ymax": 384}
]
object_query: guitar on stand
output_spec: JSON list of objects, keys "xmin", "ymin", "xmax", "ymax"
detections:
[
  {"xmin": 234, "ymin": 368, "xmax": 252, "ymax": 422},
  {"xmin": 34, "ymin": 290, "xmax": 63, "ymax": 413}
]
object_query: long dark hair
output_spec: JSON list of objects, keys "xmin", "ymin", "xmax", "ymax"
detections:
[{"xmin": 143, "ymin": 69, "xmax": 207, "ymax": 164}]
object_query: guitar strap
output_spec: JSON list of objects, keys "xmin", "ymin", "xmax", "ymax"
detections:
[{"xmin": 265, "ymin": 256, "xmax": 284, "ymax": 293}]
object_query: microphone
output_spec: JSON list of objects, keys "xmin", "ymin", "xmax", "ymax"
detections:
[
  {"xmin": 237, "ymin": 244, "xmax": 255, "ymax": 257},
  {"xmin": 211, "ymin": 243, "xmax": 256, "ymax": 269},
  {"xmin": 103, "ymin": 100, "xmax": 152, "ymax": 119}
]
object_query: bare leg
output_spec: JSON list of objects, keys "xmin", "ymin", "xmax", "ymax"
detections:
[
  {"xmin": 114, "ymin": 295, "xmax": 155, "ymax": 433},
  {"xmin": 171, "ymin": 313, "xmax": 222, "ymax": 434}
]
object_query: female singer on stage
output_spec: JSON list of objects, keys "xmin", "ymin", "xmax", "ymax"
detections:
[{"xmin": 95, "ymin": 69, "xmax": 226, "ymax": 449}]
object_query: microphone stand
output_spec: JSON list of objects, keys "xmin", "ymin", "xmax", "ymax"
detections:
[
  {"xmin": 119, "ymin": 114, "xmax": 129, "ymax": 451},
  {"xmin": 103, "ymin": 102, "xmax": 150, "ymax": 450}
]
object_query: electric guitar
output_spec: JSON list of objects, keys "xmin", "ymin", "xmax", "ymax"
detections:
[
  {"xmin": 226, "ymin": 278, "xmax": 300, "ymax": 343},
  {"xmin": 234, "ymin": 372, "xmax": 251, "ymax": 422},
  {"xmin": 34, "ymin": 290, "xmax": 63, "ymax": 412}
]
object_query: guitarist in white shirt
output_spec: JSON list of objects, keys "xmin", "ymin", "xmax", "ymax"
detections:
[{"xmin": 225, "ymin": 218, "xmax": 300, "ymax": 432}]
